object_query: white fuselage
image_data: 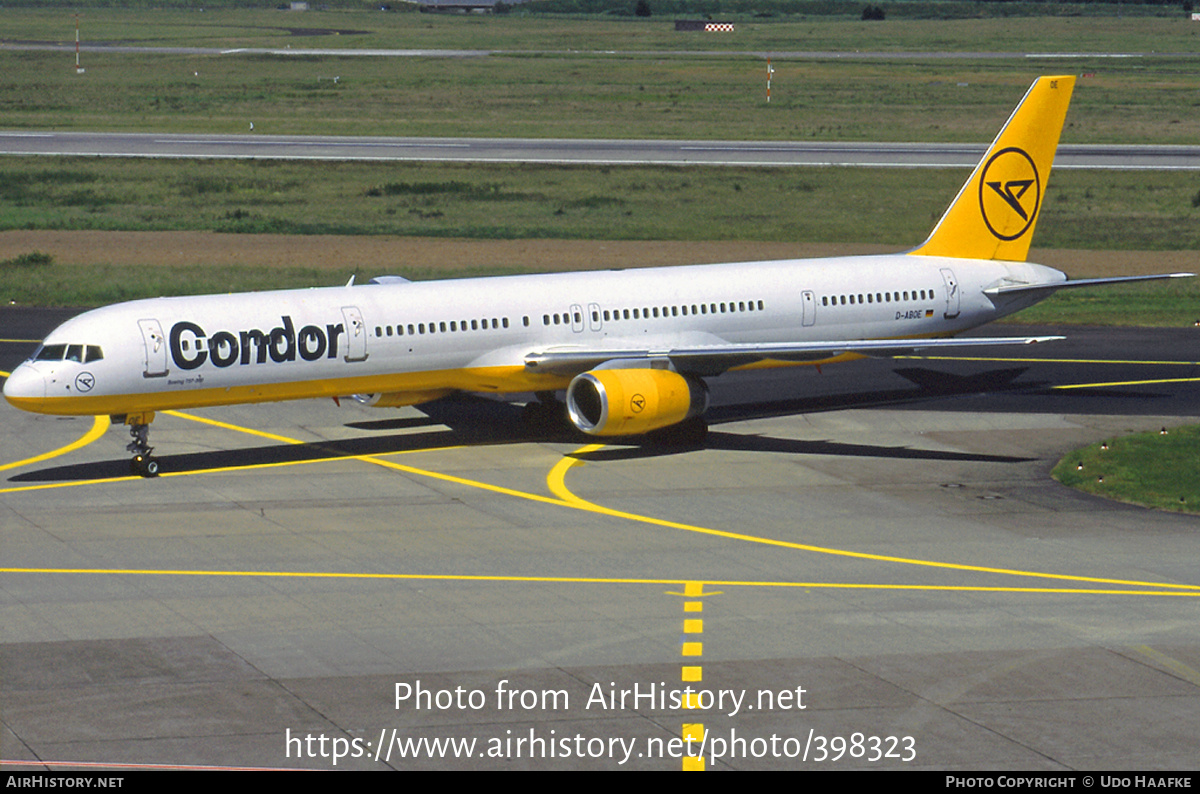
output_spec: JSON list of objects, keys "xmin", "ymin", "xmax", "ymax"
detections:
[{"xmin": 3, "ymin": 253, "xmax": 1064, "ymax": 418}]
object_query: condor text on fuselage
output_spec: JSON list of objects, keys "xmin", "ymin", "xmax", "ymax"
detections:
[{"xmin": 169, "ymin": 316, "xmax": 349, "ymax": 370}]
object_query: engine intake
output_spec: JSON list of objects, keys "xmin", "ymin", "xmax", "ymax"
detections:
[{"xmin": 566, "ymin": 368, "xmax": 708, "ymax": 436}]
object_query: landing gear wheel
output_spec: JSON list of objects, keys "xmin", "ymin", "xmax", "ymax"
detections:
[
  {"xmin": 123, "ymin": 412, "xmax": 159, "ymax": 477},
  {"xmin": 131, "ymin": 454, "xmax": 159, "ymax": 478}
]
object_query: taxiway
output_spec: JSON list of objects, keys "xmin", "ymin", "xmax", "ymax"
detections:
[{"xmin": 3, "ymin": 311, "xmax": 1199, "ymax": 769}]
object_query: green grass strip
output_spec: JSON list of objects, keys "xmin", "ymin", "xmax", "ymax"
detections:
[{"xmin": 1052, "ymin": 425, "xmax": 1200, "ymax": 514}]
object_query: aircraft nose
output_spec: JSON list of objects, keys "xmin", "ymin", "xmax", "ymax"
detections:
[{"xmin": 2, "ymin": 363, "xmax": 46, "ymax": 409}]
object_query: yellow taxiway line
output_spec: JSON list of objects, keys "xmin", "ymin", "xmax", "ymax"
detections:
[
  {"xmin": 0, "ymin": 414, "xmax": 110, "ymax": 474},
  {"xmin": 3, "ymin": 565, "xmax": 1200, "ymax": 597}
]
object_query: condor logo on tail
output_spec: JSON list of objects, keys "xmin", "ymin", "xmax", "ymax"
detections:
[
  {"xmin": 979, "ymin": 146, "xmax": 1040, "ymax": 242},
  {"xmin": 908, "ymin": 75, "xmax": 1074, "ymax": 262}
]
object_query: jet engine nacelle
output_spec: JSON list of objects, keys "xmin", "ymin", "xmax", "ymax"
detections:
[
  {"xmin": 565, "ymin": 368, "xmax": 708, "ymax": 436},
  {"xmin": 351, "ymin": 389, "xmax": 453, "ymax": 408}
]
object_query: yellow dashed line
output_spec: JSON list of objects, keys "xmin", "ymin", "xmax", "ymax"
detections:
[{"xmin": 678, "ymin": 581, "xmax": 709, "ymax": 771}]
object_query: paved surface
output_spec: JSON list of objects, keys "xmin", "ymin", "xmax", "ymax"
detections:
[
  {"xmin": 1, "ymin": 130, "xmax": 1196, "ymax": 169},
  {"xmin": 3, "ymin": 313, "xmax": 1199, "ymax": 770},
  {"xmin": 7, "ymin": 40, "xmax": 1200, "ymax": 62}
]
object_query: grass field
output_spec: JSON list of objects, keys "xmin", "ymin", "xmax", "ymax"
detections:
[
  {"xmin": 2, "ymin": 11, "xmax": 1199, "ymax": 141},
  {"xmin": 6, "ymin": 8, "xmax": 1198, "ymax": 53},
  {"xmin": 1, "ymin": 158, "xmax": 1198, "ymax": 249},
  {"xmin": 1052, "ymin": 426, "xmax": 1200, "ymax": 514},
  {"xmin": 0, "ymin": 9, "xmax": 1196, "ymax": 321}
]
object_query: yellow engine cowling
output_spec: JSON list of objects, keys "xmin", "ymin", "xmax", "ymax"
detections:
[
  {"xmin": 566, "ymin": 368, "xmax": 708, "ymax": 436},
  {"xmin": 351, "ymin": 390, "xmax": 453, "ymax": 408}
]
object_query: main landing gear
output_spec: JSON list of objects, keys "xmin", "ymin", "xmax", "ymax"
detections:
[{"xmin": 120, "ymin": 412, "xmax": 159, "ymax": 477}]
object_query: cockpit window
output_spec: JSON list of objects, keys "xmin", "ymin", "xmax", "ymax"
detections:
[
  {"xmin": 30, "ymin": 343, "xmax": 102, "ymax": 363},
  {"xmin": 34, "ymin": 344, "xmax": 66, "ymax": 361}
]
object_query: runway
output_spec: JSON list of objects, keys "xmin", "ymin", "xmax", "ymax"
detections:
[
  {"xmin": 1, "ymin": 130, "xmax": 1196, "ymax": 169},
  {"xmin": 3, "ymin": 310, "xmax": 1200, "ymax": 770}
]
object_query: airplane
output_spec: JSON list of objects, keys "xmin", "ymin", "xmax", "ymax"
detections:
[{"xmin": 3, "ymin": 75, "xmax": 1192, "ymax": 477}]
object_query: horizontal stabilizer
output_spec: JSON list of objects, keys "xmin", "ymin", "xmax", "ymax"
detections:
[{"xmin": 984, "ymin": 272, "xmax": 1194, "ymax": 296}]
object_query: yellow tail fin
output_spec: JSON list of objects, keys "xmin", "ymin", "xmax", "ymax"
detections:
[{"xmin": 909, "ymin": 75, "xmax": 1076, "ymax": 262}]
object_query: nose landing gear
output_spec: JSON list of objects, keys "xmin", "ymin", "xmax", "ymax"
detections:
[{"xmin": 122, "ymin": 412, "xmax": 158, "ymax": 477}]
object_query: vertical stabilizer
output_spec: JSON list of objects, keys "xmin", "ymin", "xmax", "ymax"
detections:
[{"xmin": 908, "ymin": 75, "xmax": 1075, "ymax": 262}]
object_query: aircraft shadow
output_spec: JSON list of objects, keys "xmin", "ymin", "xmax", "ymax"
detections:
[
  {"xmin": 9, "ymin": 427, "xmax": 485, "ymax": 483},
  {"xmin": 11, "ymin": 364, "xmax": 1156, "ymax": 481},
  {"xmin": 569, "ymin": 432, "xmax": 1035, "ymax": 464}
]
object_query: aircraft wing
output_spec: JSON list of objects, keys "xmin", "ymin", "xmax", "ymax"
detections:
[
  {"xmin": 524, "ymin": 335, "xmax": 1064, "ymax": 377},
  {"xmin": 984, "ymin": 272, "xmax": 1193, "ymax": 296}
]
